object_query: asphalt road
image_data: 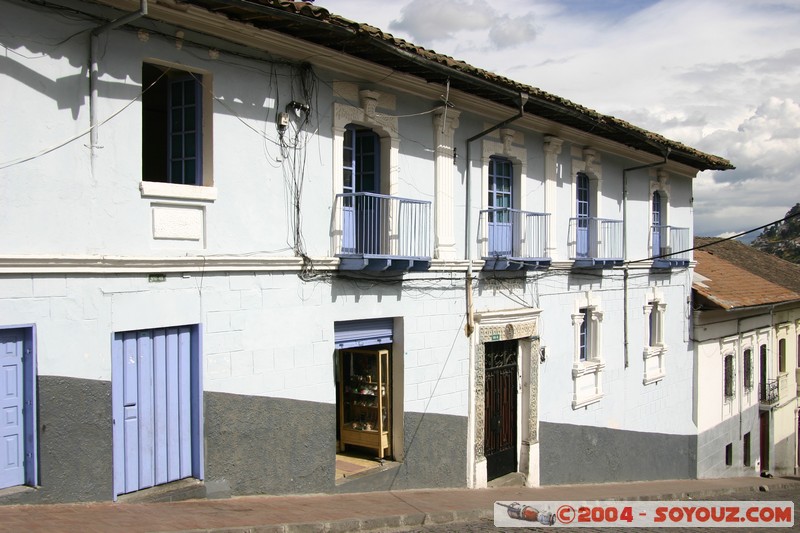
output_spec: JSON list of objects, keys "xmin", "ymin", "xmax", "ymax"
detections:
[{"xmin": 389, "ymin": 485, "xmax": 800, "ymax": 532}]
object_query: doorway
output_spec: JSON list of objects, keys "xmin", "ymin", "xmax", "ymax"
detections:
[
  {"xmin": 760, "ymin": 412, "xmax": 770, "ymax": 473},
  {"xmin": 342, "ymin": 126, "xmax": 381, "ymax": 255},
  {"xmin": 333, "ymin": 319, "xmax": 396, "ymax": 482},
  {"xmin": 112, "ymin": 326, "xmax": 202, "ymax": 498},
  {"xmin": 0, "ymin": 327, "xmax": 36, "ymax": 490},
  {"xmin": 484, "ymin": 339, "xmax": 518, "ymax": 481}
]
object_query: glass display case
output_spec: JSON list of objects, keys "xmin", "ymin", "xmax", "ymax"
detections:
[{"xmin": 338, "ymin": 348, "xmax": 391, "ymax": 459}]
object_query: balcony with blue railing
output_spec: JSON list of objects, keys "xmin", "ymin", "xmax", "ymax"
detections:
[
  {"xmin": 333, "ymin": 192, "xmax": 432, "ymax": 272},
  {"xmin": 650, "ymin": 225, "xmax": 691, "ymax": 268},
  {"xmin": 478, "ymin": 209, "xmax": 551, "ymax": 271},
  {"xmin": 759, "ymin": 378, "xmax": 779, "ymax": 408},
  {"xmin": 568, "ymin": 217, "xmax": 623, "ymax": 268}
]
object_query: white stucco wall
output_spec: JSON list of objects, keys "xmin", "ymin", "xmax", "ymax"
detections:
[
  {"xmin": 1, "ymin": 0, "xmax": 706, "ymax": 486},
  {"xmin": 0, "ymin": 270, "xmax": 471, "ymax": 417}
]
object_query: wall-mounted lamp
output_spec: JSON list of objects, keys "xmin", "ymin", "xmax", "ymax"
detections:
[{"xmin": 529, "ymin": 335, "xmax": 545, "ymax": 362}]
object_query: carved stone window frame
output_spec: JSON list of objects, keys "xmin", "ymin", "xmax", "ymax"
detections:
[
  {"xmin": 571, "ymin": 292, "xmax": 604, "ymax": 409},
  {"xmin": 642, "ymin": 287, "xmax": 667, "ymax": 385}
]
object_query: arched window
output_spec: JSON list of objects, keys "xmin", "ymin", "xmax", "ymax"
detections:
[
  {"xmin": 487, "ymin": 157, "xmax": 513, "ymax": 255},
  {"xmin": 575, "ymin": 172, "xmax": 590, "ymax": 258},
  {"xmin": 743, "ymin": 348, "xmax": 753, "ymax": 391},
  {"xmin": 341, "ymin": 126, "xmax": 380, "ymax": 254},
  {"xmin": 651, "ymin": 191, "xmax": 663, "ymax": 256},
  {"xmin": 724, "ymin": 353, "xmax": 735, "ymax": 400}
]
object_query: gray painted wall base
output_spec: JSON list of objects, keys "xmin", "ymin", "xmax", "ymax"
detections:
[
  {"xmin": 204, "ymin": 392, "xmax": 337, "ymax": 496},
  {"xmin": 0, "ymin": 386, "xmax": 467, "ymax": 504},
  {"xmin": 696, "ymin": 404, "xmax": 759, "ymax": 479},
  {"xmin": 773, "ymin": 434, "xmax": 797, "ymax": 476},
  {"xmin": 0, "ymin": 376, "xmax": 112, "ymax": 505},
  {"xmin": 205, "ymin": 393, "xmax": 467, "ymax": 496},
  {"xmin": 335, "ymin": 411, "xmax": 467, "ymax": 493},
  {"xmin": 539, "ymin": 421, "xmax": 696, "ymax": 485}
]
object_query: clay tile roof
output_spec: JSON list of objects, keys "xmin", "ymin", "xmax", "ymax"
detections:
[
  {"xmin": 693, "ymin": 249, "xmax": 800, "ymax": 310},
  {"xmin": 180, "ymin": 0, "xmax": 733, "ymax": 172},
  {"xmin": 694, "ymin": 237, "xmax": 800, "ymax": 294}
]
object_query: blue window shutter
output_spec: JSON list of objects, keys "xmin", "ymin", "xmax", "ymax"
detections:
[{"xmin": 335, "ymin": 318, "xmax": 393, "ymax": 349}]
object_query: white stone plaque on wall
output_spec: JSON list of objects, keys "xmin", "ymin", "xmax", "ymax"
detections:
[{"xmin": 151, "ymin": 203, "xmax": 204, "ymax": 241}]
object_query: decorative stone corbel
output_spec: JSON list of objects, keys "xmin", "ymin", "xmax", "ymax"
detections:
[
  {"xmin": 500, "ymin": 128, "xmax": 516, "ymax": 155},
  {"xmin": 359, "ymin": 90, "xmax": 380, "ymax": 119}
]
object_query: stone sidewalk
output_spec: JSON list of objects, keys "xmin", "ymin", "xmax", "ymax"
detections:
[{"xmin": 1, "ymin": 476, "xmax": 798, "ymax": 532}]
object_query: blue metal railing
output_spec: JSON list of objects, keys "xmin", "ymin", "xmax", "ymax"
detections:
[
  {"xmin": 333, "ymin": 192, "xmax": 432, "ymax": 259},
  {"xmin": 651, "ymin": 225, "xmax": 691, "ymax": 261},
  {"xmin": 477, "ymin": 208, "xmax": 550, "ymax": 259},
  {"xmin": 568, "ymin": 217, "xmax": 623, "ymax": 260}
]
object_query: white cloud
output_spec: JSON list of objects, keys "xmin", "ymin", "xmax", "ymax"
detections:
[
  {"xmin": 690, "ymin": 96, "xmax": 800, "ymax": 235},
  {"xmin": 388, "ymin": 0, "xmax": 494, "ymax": 43},
  {"xmin": 487, "ymin": 15, "xmax": 538, "ymax": 49}
]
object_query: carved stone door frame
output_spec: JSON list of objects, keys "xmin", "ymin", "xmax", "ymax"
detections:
[{"xmin": 470, "ymin": 308, "xmax": 541, "ymax": 488}]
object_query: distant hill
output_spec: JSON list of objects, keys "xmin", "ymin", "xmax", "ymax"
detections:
[{"xmin": 751, "ymin": 203, "xmax": 800, "ymax": 264}]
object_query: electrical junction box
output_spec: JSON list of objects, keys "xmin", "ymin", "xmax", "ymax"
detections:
[{"xmin": 277, "ymin": 112, "xmax": 289, "ymax": 129}]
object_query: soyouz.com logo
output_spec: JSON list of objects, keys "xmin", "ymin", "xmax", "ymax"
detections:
[{"xmin": 493, "ymin": 501, "xmax": 794, "ymax": 528}]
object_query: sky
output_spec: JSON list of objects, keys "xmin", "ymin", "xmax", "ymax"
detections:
[{"xmin": 318, "ymin": 0, "xmax": 800, "ymax": 239}]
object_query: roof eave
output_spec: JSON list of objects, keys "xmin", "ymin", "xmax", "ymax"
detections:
[{"xmin": 183, "ymin": 0, "xmax": 734, "ymax": 172}]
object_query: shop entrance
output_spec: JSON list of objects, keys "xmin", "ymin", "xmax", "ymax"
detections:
[
  {"xmin": 484, "ymin": 339, "xmax": 518, "ymax": 481},
  {"xmin": 333, "ymin": 319, "xmax": 395, "ymax": 482},
  {"xmin": 338, "ymin": 349, "xmax": 391, "ymax": 457}
]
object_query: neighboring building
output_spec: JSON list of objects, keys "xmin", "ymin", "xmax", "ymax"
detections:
[
  {"xmin": 693, "ymin": 238, "xmax": 800, "ymax": 477},
  {"xmin": 0, "ymin": 0, "xmax": 732, "ymax": 503}
]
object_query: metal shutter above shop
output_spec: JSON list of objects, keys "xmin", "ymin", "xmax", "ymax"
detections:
[{"xmin": 334, "ymin": 318, "xmax": 393, "ymax": 349}]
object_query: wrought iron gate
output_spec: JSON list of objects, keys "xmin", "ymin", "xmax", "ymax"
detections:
[{"xmin": 484, "ymin": 340, "xmax": 518, "ymax": 481}]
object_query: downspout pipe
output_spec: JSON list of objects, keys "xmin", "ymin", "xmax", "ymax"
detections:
[
  {"xmin": 463, "ymin": 92, "xmax": 528, "ymax": 336},
  {"xmin": 90, "ymin": 0, "xmax": 148, "ymax": 158},
  {"xmin": 622, "ymin": 148, "xmax": 670, "ymax": 368}
]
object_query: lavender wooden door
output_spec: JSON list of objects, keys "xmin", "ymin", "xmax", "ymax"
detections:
[
  {"xmin": 113, "ymin": 326, "xmax": 201, "ymax": 498},
  {"xmin": 0, "ymin": 332, "xmax": 24, "ymax": 489}
]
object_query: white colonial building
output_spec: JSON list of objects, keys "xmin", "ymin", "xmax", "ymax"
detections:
[
  {"xmin": 693, "ymin": 238, "xmax": 800, "ymax": 479},
  {"xmin": 0, "ymin": 0, "xmax": 732, "ymax": 503}
]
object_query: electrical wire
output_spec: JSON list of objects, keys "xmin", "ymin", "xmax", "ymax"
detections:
[
  {"xmin": 375, "ymin": 106, "xmax": 447, "ymax": 119},
  {"xmin": 626, "ymin": 209, "xmax": 800, "ymax": 265},
  {"xmin": 0, "ymin": 67, "xmax": 167, "ymax": 171}
]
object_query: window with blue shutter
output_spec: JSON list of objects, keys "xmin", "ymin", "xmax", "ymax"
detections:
[{"xmin": 142, "ymin": 63, "xmax": 204, "ymax": 186}]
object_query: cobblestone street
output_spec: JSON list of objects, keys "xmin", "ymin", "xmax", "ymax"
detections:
[{"xmin": 392, "ymin": 485, "xmax": 800, "ymax": 532}]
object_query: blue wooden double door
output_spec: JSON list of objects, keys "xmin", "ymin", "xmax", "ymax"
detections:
[{"xmin": 112, "ymin": 326, "xmax": 202, "ymax": 498}]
